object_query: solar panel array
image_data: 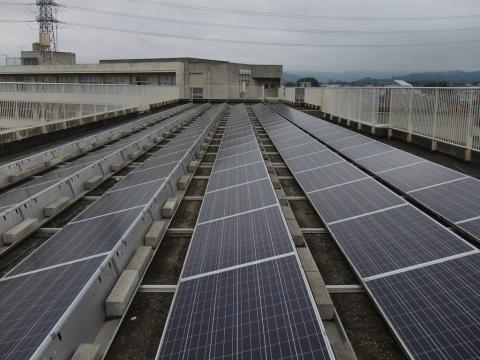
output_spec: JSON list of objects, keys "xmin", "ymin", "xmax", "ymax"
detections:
[
  {"xmin": 0, "ymin": 104, "xmax": 224, "ymax": 360},
  {"xmin": 157, "ymin": 104, "xmax": 334, "ymax": 360},
  {"xmin": 0, "ymin": 103, "xmax": 195, "ymax": 214},
  {"xmin": 269, "ymin": 103, "xmax": 480, "ymax": 243},
  {"xmin": 252, "ymin": 103, "xmax": 480, "ymax": 360}
]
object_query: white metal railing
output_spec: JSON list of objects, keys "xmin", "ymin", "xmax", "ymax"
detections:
[
  {"xmin": 287, "ymin": 86, "xmax": 480, "ymax": 152},
  {"xmin": 187, "ymin": 86, "xmax": 266, "ymax": 101},
  {"xmin": 0, "ymin": 82, "xmax": 180, "ymax": 131}
]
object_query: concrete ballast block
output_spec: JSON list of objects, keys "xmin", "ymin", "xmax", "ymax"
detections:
[
  {"xmin": 70, "ymin": 343, "xmax": 101, "ymax": 360},
  {"xmin": 110, "ymin": 162, "xmax": 123, "ymax": 172},
  {"xmin": 126, "ymin": 246, "xmax": 153, "ymax": 275},
  {"xmin": 287, "ymin": 219, "xmax": 305, "ymax": 247},
  {"xmin": 305, "ymin": 271, "xmax": 335, "ymax": 321},
  {"xmin": 105, "ymin": 270, "xmax": 139, "ymax": 318},
  {"xmin": 44, "ymin": 197, "xmax": 71, "ymax": 217},
  {"xmin": 145, "ymin": 220, "xmax": 167, "ymax": 248},
  {"xmin": 129, "ymin": 151, "xmax": 141, "ymax": 160},
  {"xmin": 85, "ymin": 175, "xmax": 103, "ymax": 190},
  {"xmin": 187, "ymin": 160, "xmax": 199, "ymax": 172},
  {"xmin": 177, "ymin": 175, "xmax": 191, "ymax": 190},
  {"xmin": 4, "ymin": 218, "xmax": 39, "ymax": 245},
  {"xmin": 162, "ymin": 197, "xmax": 179, "ymax": 218}
]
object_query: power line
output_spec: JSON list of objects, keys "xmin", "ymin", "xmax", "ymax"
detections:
[
  {"xmin": 126, "ymin": 0, "xmax": 480, "ymax": 21},
  {"xmin": 59, "ymin": 4, "xmax": 480, "ymax": 35},
  {"xmin": 63, "ymin": 21, "xmax": 480, "ymax": 48},
  {"xmin": 0, "ymin": 19, "xmax": 35, "ymax": 22}
]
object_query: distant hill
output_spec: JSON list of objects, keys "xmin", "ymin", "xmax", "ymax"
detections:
[
  {"xmin": 282, "ymin": 70, "xmax": 409, "ymax": 84},
  {"xmin": 283, "ymin": 70, "xmax": 480, "ymax": 85},
  {"xmin": 402, "ymin": 71, "xmax": 480, "ymax": 84}
]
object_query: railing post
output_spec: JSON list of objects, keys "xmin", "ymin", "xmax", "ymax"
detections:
[
  {"xmin": 14, "ymin": 82, "xmax": 18, "ymax": 122},
  {"xmin": 433, "ymin": 88, "xmax": 439, "ymax": 141},
  {"xmin": 466, "ymin": 89, "xmax": 474, "ymax": 150},
  {"xmin": 407, "ymin": 89, "xmax": 413, "ymax": 136},
  {"xmin": 371, "ymin": 88, "xmax": 377, "ymax": 125}
]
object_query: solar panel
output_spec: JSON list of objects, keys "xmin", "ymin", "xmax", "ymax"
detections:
[
  {"xmin": 281, "ymin": 142, "xmax": 326, "ymax": 160},
  {"xmin": 182, "ymin": 206, "xmax": 294, "ymax": 278},
  {"xmin": 212, "ymin": 150, "xmax": 264, "ymax": 173},
  {"xmin": 328, "ymin": 205, "xmax": 474, "ymax": 278},
  {"xmin": 8, "ymin": 196, "xmax": 144, "ymax": 275},
  {"xmin": 356, "ymin": 149, "xmax": 420, "ymax": 173},
  {"xmin": 0, "ymin": 256, "xmax": 105, "ymax": 360},
  {"xmin": 207, "ymin": 161, "xmax": 266, "ymax": 192},
  {"xmin": 379, "ymin": 161, "xmax": 464, "ymax": 193},
  {"xmin": 366, "ymin": 253, "xmax": 480, "ymax": 360},
  {"xmin": 216, "ymin": 142, "xmax": 258, "ymax": 159},
  {"xmin": 294, "ymin": 161, "xmax": 366, "ymax": 192},
  {"xmin": 308, "ymin": 178, "xmax": 405, "ymax": 223},
  {"xmin": 159, "ymin": 255, "xmax": 332, "ymax": 360},
  {"xmin": 329, "ymin": 134, "xmax": 373, "ymax": 150}
]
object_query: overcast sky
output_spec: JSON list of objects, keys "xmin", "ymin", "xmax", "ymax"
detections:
[{"xmin": 1, "ymin": 0, "xmax": 479, "ymax": 73}]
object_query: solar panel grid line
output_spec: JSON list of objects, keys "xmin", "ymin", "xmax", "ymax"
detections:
[
  {"xmin": 69, "ymin": 204, "xmax": 145, "ymax": 225},
  {"xmin": 363, "ymin": 249, "xmax": 480, "ymax": 282},
  {"xmin": 456, "ymin": 215, "xmax": 480, "ymax": 225},
  {"xmin": 130, "ymin": 159, "xmax": 180, "ymax": 174},
  {"xmin": 407, "ymin": 176, "xmax": 469, "ymax": 194},
  {"xmin": 306, "ymin": 176, "xmax": 371, "ymax": 194},
  {"xmin": 181, "ymin": 251, "xmax": 296, "ymax": 282},
  {"xmin": 107, "ymin": 177, "xmax": 167, "ymax": 193},
  {"xmin": 337, "ymin": 140, "xmax": 376, "ymax": 151},
  {"xmin": 327, "ymin": 133, "xmax": 362, "ymax": 144},
  {"xmin": 355, "ymin": 149, "xmax": 397, "ymax": 161},
  {"xmin": 215, "ymin": 146, "xmax": 258, "ymax": 161},
  {"xmin": 211, "ymin": 159, "xmax": 264, "ymax": 175},
  {"xmin": 205, "ymin": 176, "xmax": 269, "ymax": 194},
  {"xmin": 376, "ymin": 160, "xmax": 429, "ymax": 174},
  {"xmin": 293, "ymin": 160, "xmax": 347, "ymax": 175},
  {"xmin": 0, "ymin": 251, "xmax": 110, "ymax": 282},
  {"xmin": 285, "ymin": 148, "xmax": 329, "ymax": 161}
]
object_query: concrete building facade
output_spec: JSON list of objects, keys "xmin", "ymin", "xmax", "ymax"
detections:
[{"xmin": 0, "ymin": 57, "xmax": 282, "ymax": 99}]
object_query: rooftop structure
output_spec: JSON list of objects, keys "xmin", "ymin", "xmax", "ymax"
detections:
[{"xmin": 0, "ymin": 57, "xmax": 283, "ymax": 99}]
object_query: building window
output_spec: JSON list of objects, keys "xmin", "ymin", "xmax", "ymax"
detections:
[
  {"xmin": 270, "ymin": 84, "xmax": 276, "ymax": 89},
  {"xmin": 264, "ymin": 84, "xmax": 269, "ymax": 89},
  {"xmin": 79, "ymin": 76, "xmax": 100, "ymax": 84},
  {"xmin": 135, "ymin": 76, "xmax": 151, "ymax": 85},
  {"xmin": 239, "ymin": 69, "xmax": 252, "ymax": 75},
  {"xmin": 22, "ymin": 58, "xmax": 39, "ymax": 66},
  {"xmin": 191, "ymin": 87, "xmax": 204, "ymax": 99},
  {"xmin": 159, "ymin": 74, "xmax": 175, "ymax": 86},
  {"xmin": 58, "ymin": 76, "xmax": 74, "ymax": 83}
]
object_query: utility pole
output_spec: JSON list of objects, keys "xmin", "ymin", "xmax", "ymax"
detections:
[{"xmin": 36, "ymin": 0, "xmax": 59, "ymax": 51}]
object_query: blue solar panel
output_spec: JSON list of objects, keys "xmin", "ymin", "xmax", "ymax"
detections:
[
  {"xmin": 367, "ymin": 253, "xmax": 480, "ymax": 360},
  {"xmin": 328, "ymin": 205, "xmax": 474, "ymax": 278},
  {"xmin": 0, "ymin": 256, "xmax": 105, "ymax": 360},
  {"xmin": 308, "ymin": 178, "xmax": 405, "ymax": 223},
  {"xmin": 159, "ymin": 256, "xmax": 333, "ymax": 360},
  {"xmin": 182, "ymin": 206, "xmax": 294, "ymax": 278}
]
